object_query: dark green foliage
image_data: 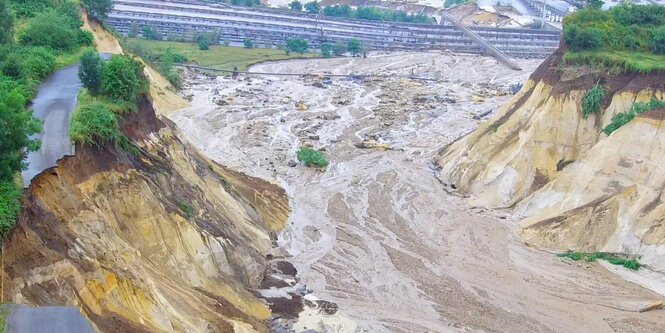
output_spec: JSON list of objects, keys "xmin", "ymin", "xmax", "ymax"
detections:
[
  {"xmin": 575, "ymin": 252, "xmax": 642, "ymax": 270},
  {"xmin": 178, "ymin": 201, "xmax": 194, "ymax": 218},
  {"xmin": 9, "ymin": 0, "xmax": 55, "ymax": 18},
  {"xmin": 128, "ymin": 23, "xmax": 140, "ymax": 38},
  {"xmin": 19, "ymin": 10, "xmax": 79, "ymax": 50},
  {"xmin": 586, "ymin": 0, "xmax": 603, "ymax": 9},
  {"xmin": 602, "ymin": 97, "xmax": 665, "ymax": 135},
  {"xmin": 563, "ymin": 23, "xmax": 603, "ymax": 51},
  {"xmin": 69, "ymin": 102, "xmax": 136, "ymax": 153},
  {"xmin": 0, "ymin": 180, "xmax": 21, "ymax": 237},
  {"xmin": 59, "ymin": 1, "xmax": 84, "ymax": 29},
  {"xmin": 652, "ymin": 26, "xmax": 665, "ymax": 54},
  {"xmin": 157, "ymin": 48, "xmax": 183, "ymax": 88},
  {"xmin": 332, "ymin": 40, "xmax": 346, "ymax": 56},
  {"xmin": 196, "ymin": 35, "xmax": 209, "ymax": 50},
  {"xmin": 296, "ymin": 147, "xmax": 328, "ymax": 167},
  {"xmin": 0, "ymin": 52, "xmax": 23, "ymax": 78},
  {"xmin": 347, "ymin": 38, "xmax": 360, "ymax": 56},
  {"xmin": 286, "ymin": 38, "xmax": 308, "ymax": 54},
  {"xmin": 0, "ymin": 85, "xmax": 41, "ymax": 182},
  {"xmin": 19, "ymin": 46, "xmax": 55, "ymax": 81},
  {"xmin": 141, "ymin": 26, "xmax": 162, "ymax": 41},
  {"xmin": 304, "ymin": 1, "xmax": 320, "ymax": 14},
  {"xmin": 243, "ymin": 38, "xmax": 253, "ymax": 48},
  {"xmin": 102, "ymin": 54, "xmax": 148, "ymax": 104},
  {"xmin": 0, "ymin": 0, "xmax": 13, "ymax": 45},
  {"xmin": 323, "ymin": 5, "xmax": 433, "ymax": 23},
  {"xmin": 82, "ymin": 0, "xmax": 113, "ymax": 21},
  {"xmin": 78, "ymin": 50, "xmax": 104, "ymax": 96},
  {"xmin": 581, "ymin": 84, "xmax": 605, "ymax": 118},
  {"xmin": 288, "ymin": 0, "xmax": 302, "ymax": 11},
  {"xmin": 320, "ymin": 42, "xmax": 331, "ymax": 57}
]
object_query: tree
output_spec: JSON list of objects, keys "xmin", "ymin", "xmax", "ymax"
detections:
[
  {"xmin": 243, "ymin": 38, "xmax": 253, "ymax": 48},
  {"xmin": 141, "ymin": 25, "xmax": 162, "ymax": 41},
  {"xmin": 286, "ymin": 37, "xmax": 308, "ymax": 54},
  {"xmin": 320, "ymin": 42, "xmax": 331, "ymax": 57},
  {"xmin": 359, "ymin": 40, "xmax": 372, "ymax": 58},
  {"xmin": 78, "ymin": 50, "xmax": 104, "ymax": 96},
  {"xmin": 304, "ymin": 1, "xmax": 320, "ymax": 14},
  {"xmin": 562, "ymin": 23, "xmax": 602, "ymax": 51},
  {"xmin": 82, "ymin": 0, "xmax": 113, "ymax": 21},
  {"xmin": 102, "ymin": 54, "xmax": 146, "ymax": 103},
  {"xmin": 128, "ymin": 23, "xmax": 139, "ymax": 38},
  {"xmin": 0, "ymin": 87, "xmax": 41, "ymax": 182},
  {"xmin": 288, "ymin": 0, "xmax": 302, "ymax": 11},
  {"xmin": 586, "ymin": 0, "xmax": 604, "ymax": 9},
  {"xmin": 347, "ymin": 38, "xmax": 361, "ymax": 56},
  {"xmin": 196, "ymin": 35, "xmax": 209, "ymax": 50},
  {"xmin": 0, "ymin": 0, "xmax": 14, "ymax": 44},
  {"xmin": 19, "ymin": 10, "xmax": 78, "ymax": 50},
  {"xmin": 332, "ymin": 40, "xmax": 346, "ymax": 56}
]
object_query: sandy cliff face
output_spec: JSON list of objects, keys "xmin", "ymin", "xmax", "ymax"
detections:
[
  {"xmin": 436, "ymin": 49, "xmax": 665, "ymax": 268},
  {"xmin": 3, "ymin": 97, "xmax": 289, "ymax": 332}
]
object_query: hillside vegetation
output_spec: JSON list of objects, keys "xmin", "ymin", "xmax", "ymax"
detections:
[{"xmin": 562, "ymin": 4, "xmax": 665, "ymax": 73}]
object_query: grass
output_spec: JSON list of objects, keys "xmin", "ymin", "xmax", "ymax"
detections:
[
  {"xmin": 563, "ymin": 51, "xmax": 665, "ymax": 74},
  {"xmin": 55, "ymin": 46, "xmax": 96, "ymax": 69},
  {"xmin": 125, "ymin": 38, "xmax": 319, "ymax": 72},
  {"xmin": 557, "ymin": 252, "xmax": 642, "ymax": 270},
  {"xmin": 296, "ymin": 147, "xmax": 328, "ymax": 167},
  {"xmin": 0, "ymin": 303, "xmax": 9, "ymax": 333},
  {"xmin": 178, "ymin": 201, "xmax": 194, "ymax": 218},
  {"xmin": 582, "ymin": 84, "xmax": 605, "ymax": 118},
  {"xmin": 489, "ymin": 121, "xmax": 500, "ymax": 133},
  {"xmin": 602, "ymin": 96, "xmax": 665, "ymax": 135}
]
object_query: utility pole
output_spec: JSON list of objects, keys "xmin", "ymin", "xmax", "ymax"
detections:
[{"xmin": 541, "ymin": 0, "xmax": 547, "ymax": 29}]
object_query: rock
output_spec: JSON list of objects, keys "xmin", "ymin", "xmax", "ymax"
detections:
[
  {"xmin": 259, "ymin": 274, "xmax": 295, "ymax": 289},
  {"xmin": 282, "ymin": 97, "xmax": 290, "ymax": 103},
  {"xmin": 315, "ymin": 300, "xmax": 339, "ymax": 315},
  {"xmin": 472, "ymin": 96, "xmax": 485, "ymax": 102},
  {"xmin": 355, "ymin": 140, "xmax": 391, "ymax": 150},
  {"xmin": 297, "ymin": 102, "xmax": 308, "ymax": 111},
  {"xmin": 215, "ymin": 99, "xmax": 228, "ymax": 106},
  {"xmin": 308, "ymin": 135, "xmax": 320, "ymax": 140},
  {"xmin": 302, "ymin": 141, "xmax": 313, "ymax": 148},
  {"xmin": 287, "ymin": 160, "xmax": 297, "ymax": 167}
]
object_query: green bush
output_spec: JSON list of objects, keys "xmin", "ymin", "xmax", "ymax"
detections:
[
  {"xmin": 332, "ymin": 40, "xmax": 346, "ymax": 56},
  {"xmin": 347, "ymin": 38, "xmax": 360, "ymax": 56},
  {"xmin": 102, "ymin": 54, "xmax": 148, "ymax": 104},
  {"xmin": 128, "ymin": 23, "xmax": 140, "ymax": 38},
  {"xmin": 243, "ymin": 38, "xmax": 253, "ymax": 48},
  {"xmin": 296, "ymin": 147, "xmax": 328, "ymax": 167},
  {"xmin": 581, "ymin": 84, "xmax": 605, "ymax": 118},
  {"xmin": 602, "ymin": 97, "xmax": 665, "ymax": 135},
  {"xmin": 0, "ymin": 180, "xmax": 21, "ymax": 237},
  {"xmin": 0, "ymin": 86, "xmax": 41, "ymax": 181},
  {"xmin": 0, "ymin": 52, "xmax": 23, "ymax": 78},
  {"xmin": 557, "ymin": 252, "xmax": 584, "ymax": 261},
  {"xmin": 652, "ymin": 26, "xmax": 665, "ymax": 54},
  {"xmin": 82, "ymin": 0, "xmax": 113, "ymax": 21},
  {"xmin": 320, "ymin": 42, "xmax": 331, "ymax": 57},
  {"xmin": 286, "ymin": 37, "xmax": 308, "ymax": 54},
  {"xmin": 196, "ymin": 35, "xmax": 209, "ymax": 50},
  {"xmin": 563, "ymin": 23, "xmax": 603, "ymax": 51},
  {"xmin": 178, "ymin": 201, "xmax": 194, "ymax": 218},
  {"xmin": 19, "ymin": 9, "xmax": 79, "ymax": 50},
  {"xmin": 141, "ymin": 25, "xmax": 162, "ymax": 41},
  {"xmin": 0, "ymin": 0, "xmax": 14, "ymax": 45},
  {"xmin": 9, "ymin": 0, "xmax": 55, "ymax": 18},
  {"xmin": 69, "ymin": 101, "xmax": 135, "ymax": 153},
  {"xmin": 288, "ymin": 0, "xmax": 302, "ymax": 11},
  {"xmin": 304, "ymin": 1, "xmax": 320, "ymax": 14}
]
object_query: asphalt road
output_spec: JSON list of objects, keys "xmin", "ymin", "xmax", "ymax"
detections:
[
  {"xmin": 21, "ymin": 54, "xmax": 110, "ymax": 187},
  {"xmin": 5, "ymin": 305, "xmax": 95, "ymax": 333}
]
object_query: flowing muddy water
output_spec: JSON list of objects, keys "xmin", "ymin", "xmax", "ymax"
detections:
[{"xmin": 171, "ymin": 52, "xmax": 665, "ymax": 332}]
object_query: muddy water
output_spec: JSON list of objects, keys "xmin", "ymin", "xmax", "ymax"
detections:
[{"xmin": 171, "ymin": 52, "xmax": 665, "ymax": 332}]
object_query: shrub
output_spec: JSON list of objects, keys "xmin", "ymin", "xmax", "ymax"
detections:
[
  {"xmin": 489, "ymin": 121, "xmax": 500, "ymax": 132},
  {"xmin": 563, "ymin": 23, "xmax": 603, "ymax": 51},
  {"xmin": 196, "ymin": 35, "xmax": 209, "ymax": 50},
  {"xmin": 602, "ymin": 97, "xmax": 665, "ymax": 135},
  {"xmin": 19, "ymin": 10, "xmax": 79, "ymax": 50},
  {"xmin": 296, "ymin": 147, "xmax": 328, "ymax": 167},
  {"xmin": 557, "ymin": 252, "xmax": 584, "ymax": 261},
  {"xmin": 0, "ymin": 180, "xmax": 21, "ymax": 237},
  {"xmin": 347, "ymin": 38, "xmax": 361, "ymax": 56},
  {"xmin": 0, "ymin": 87, "xmax": 42, "ymax": 181},
  {"xmin": 69, "ymin": 102, "xmax": 135, "ymax": 153},
  {"xmin": 652, "ymin": 26, "xmax": 665, "ymax": 54},
  {"xmin": 58, "ymin": 1, "xmax": 84, "ymax": 29},
  {"xmin": 320, "ymin": 42, "xmax": 331, "ymax": 57},
  {"xmin": 286, "ymin": 37, "xmax": 308, "ymax": 54},
  {"xmin": 0, "ymin": 52, "xmax": 23, "ymax": 78},
  {"xmin": 178, "ymin": 201, "xmax": 194, "ymax": 218},
  {"xmin": 102, "ymin": 54, "xmax": 148, "ymax": 104},
  {"xmin": 581, "ymin": 84, "xmax": 605, "ymax": 118},
  {"xmin": 223, "ymin": 39, "xmax": 230, "ymax": 46},
  {"xmin": 141, "ymin": 25, "xmax": 162, "ymax": 41},
  {"xmin": 79, "ymin": 50, "xmax": 104, "ymax": 96},
  {"xmin": 19, "ymin": 46, "xmax": 55, "ymax": 81},
  {"xmin": 243, "ymin": 38, "xmax": 253, "ymax": 48},
  {"xmin": 9, "ymin": 0, "xmax": 55, "ymax": 18}
]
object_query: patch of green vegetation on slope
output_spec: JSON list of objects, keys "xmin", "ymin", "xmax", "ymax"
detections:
[
  {"xmin": 558, "ymin": 252, "xmax": 642, "ymax": 270},
  {"xmin": 562, "ymin": 4, "xmax": 665, "ymax": 73}
]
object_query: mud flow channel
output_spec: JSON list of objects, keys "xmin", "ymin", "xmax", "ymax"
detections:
[{"xmin": 171, "ymin": 52, "xmax": 665, "ymax": 333}]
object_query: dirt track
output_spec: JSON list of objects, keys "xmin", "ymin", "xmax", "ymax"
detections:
[{"xmin": 171, "ymin": 52, "xmax": 665, "ymax": 332}]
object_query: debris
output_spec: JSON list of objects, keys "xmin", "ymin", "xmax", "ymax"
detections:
[
  {"xmin": 472, "ymin": 96, "xmax": 485, "ymax": 102},
  {"xmin": 355, "ymin": 139, "xmax": 391, "ymax": 150},
  {"xmin": 473, "ymin": 109, "xmax": 493, "ymax": 120},
  {"xmin": 302, "ymin": 141, "xmax": 313, "ymax": 148},
  {"xmin": 639, "ymin": 301, "xmax": 663, "ymax": 313},
  {"xmin": 296, "ymin": 102, "xmax": 308, "ymax": 110},
  {"xmin": 215, "ymin": 99, "xmax": 228, "ymax": 106},
  {"xmin": 281, "ymin": 97, "xmax": 290, "ymax": 103},
  {"xmin": 287, "ymin": 160, "xmax": 297, "ymax": 167}
]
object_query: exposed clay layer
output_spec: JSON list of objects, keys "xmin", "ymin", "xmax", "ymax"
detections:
[{"xmin": 4, "ymin": 96, "xmax": 290, "ymax": 332}]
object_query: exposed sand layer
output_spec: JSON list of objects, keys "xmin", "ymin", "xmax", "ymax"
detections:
[{"xmin": 170, "ymin": 52, "xmax": 665, "ymax": 332}]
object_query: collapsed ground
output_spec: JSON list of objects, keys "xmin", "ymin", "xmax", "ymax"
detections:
[{"xmin": 170, "ymin": 52, "xmax": 665, "ymax": 332}]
